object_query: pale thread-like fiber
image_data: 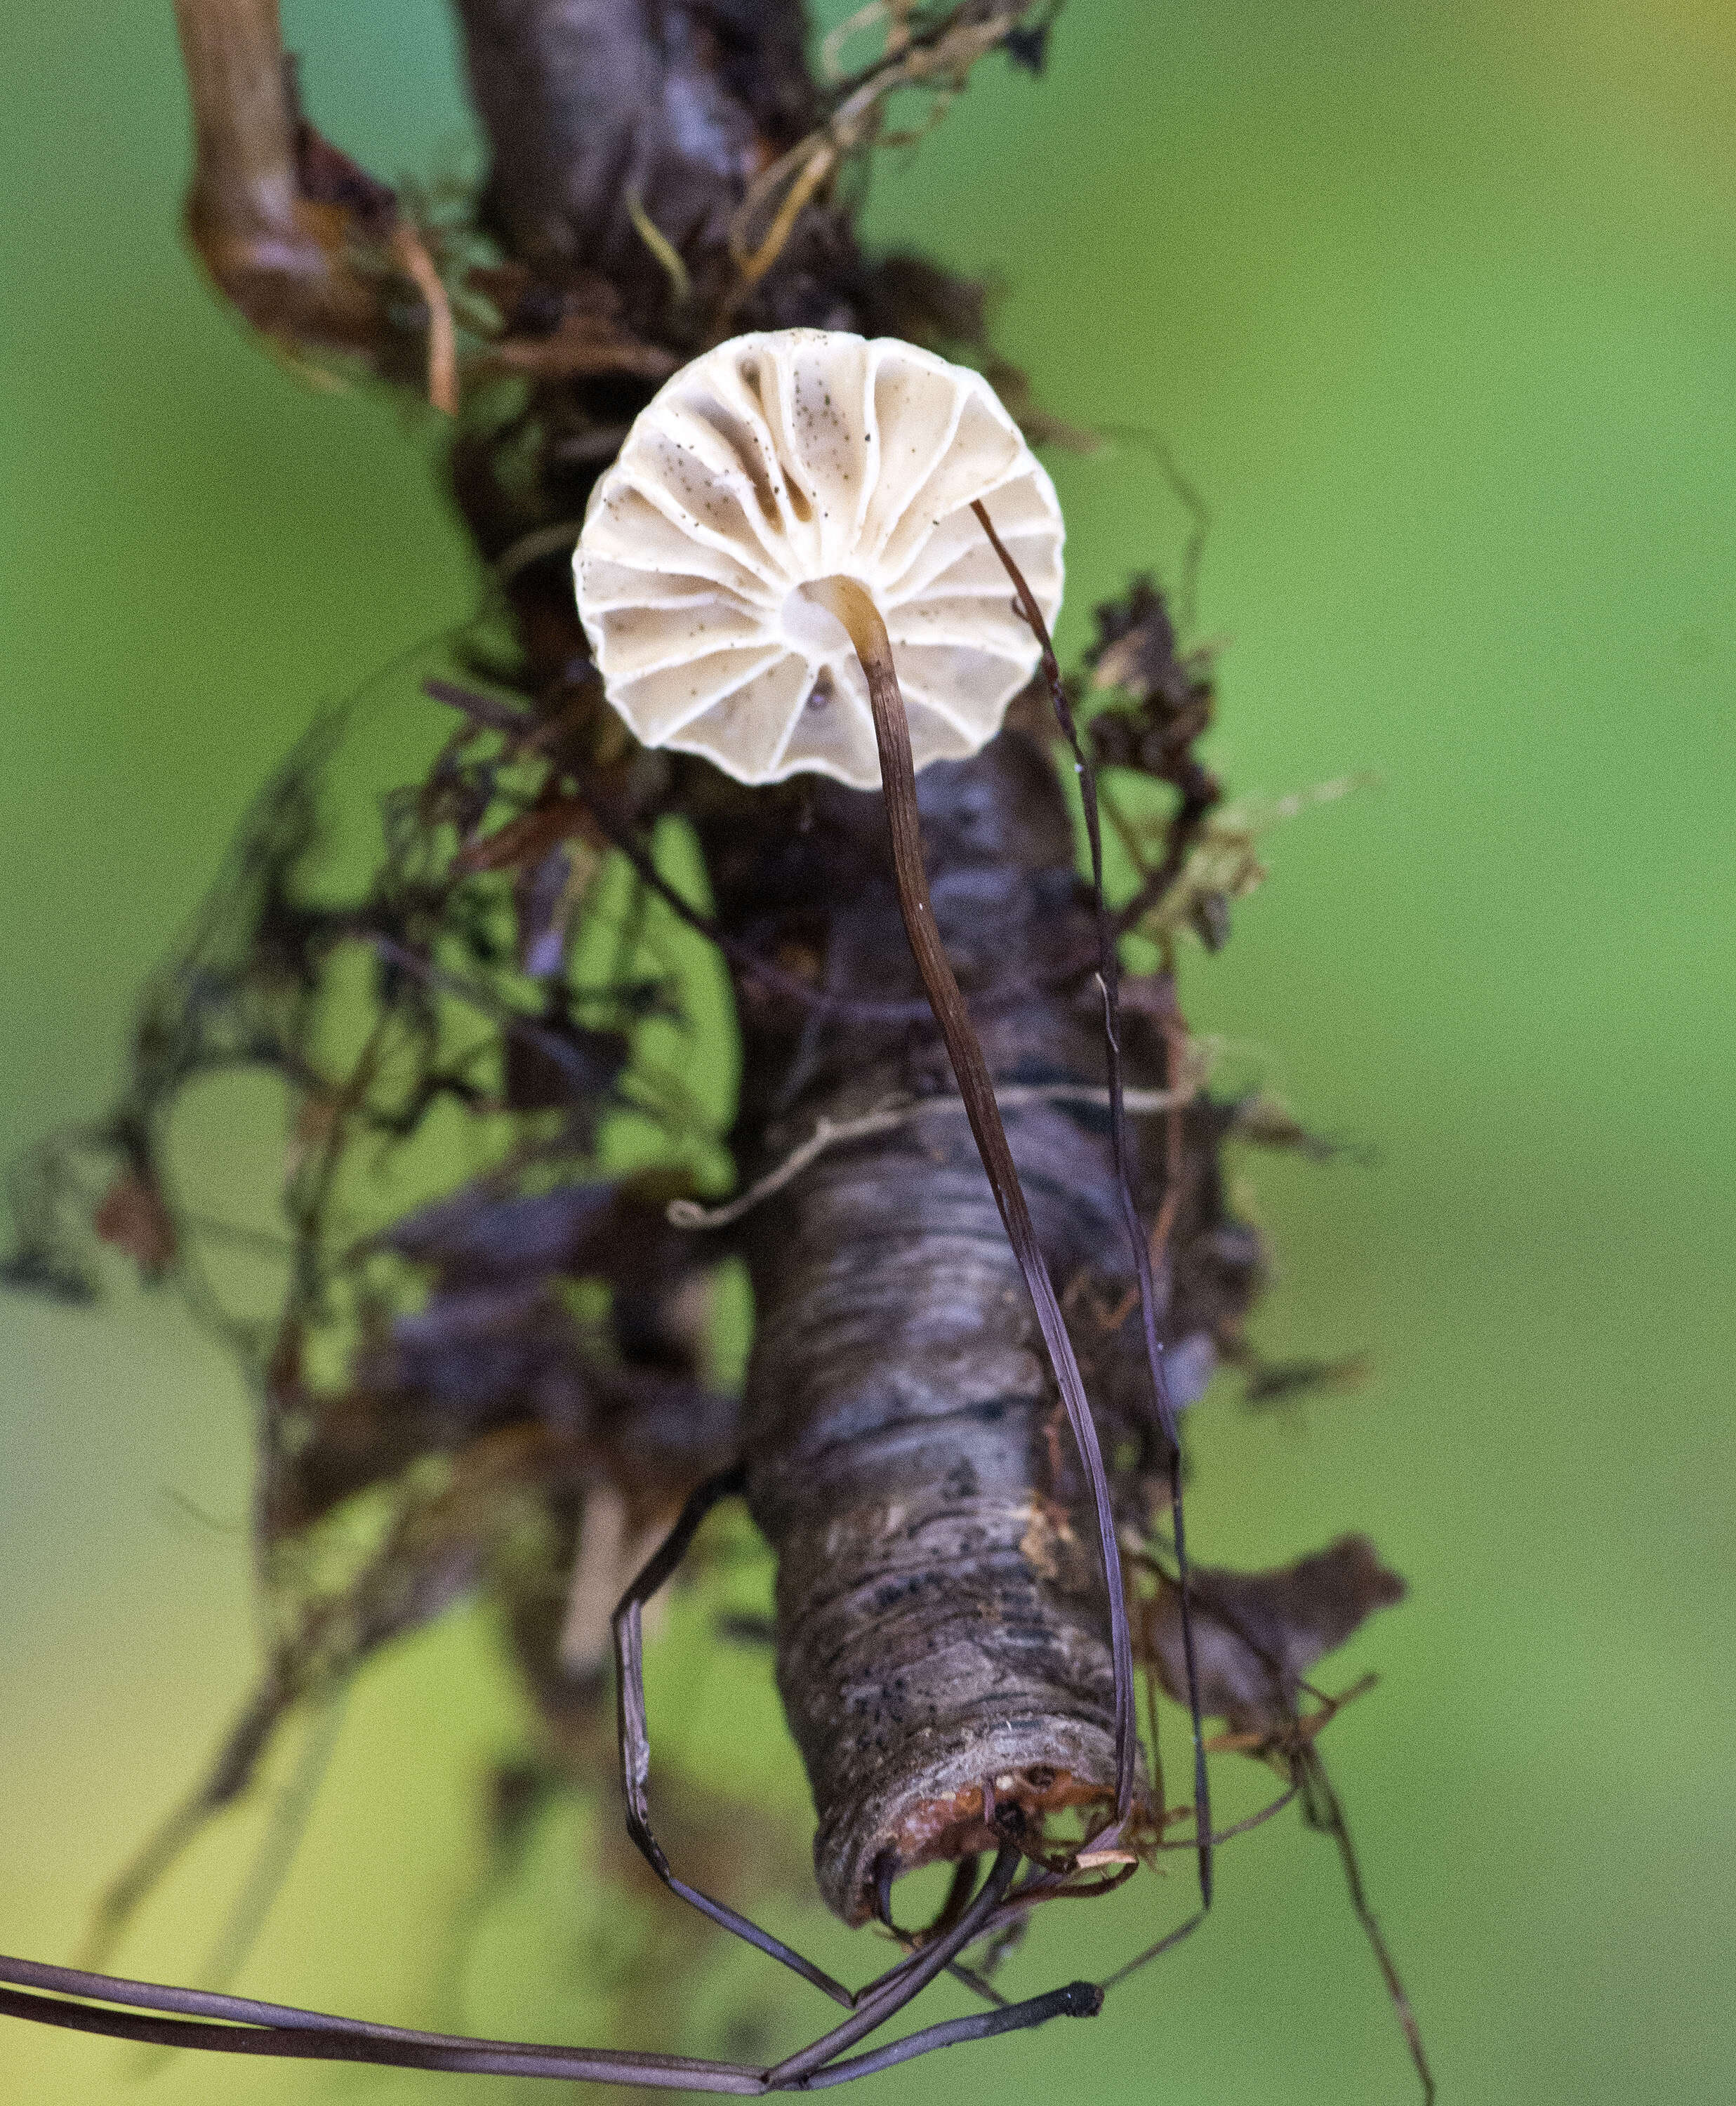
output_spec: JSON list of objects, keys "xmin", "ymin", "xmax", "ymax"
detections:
[{"xmin": 574, "ymin": 329, "xmax": 1064, "ymax": 788}]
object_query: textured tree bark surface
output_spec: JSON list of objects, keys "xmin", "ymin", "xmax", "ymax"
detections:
[
  {"xmin": 455, "ymin": 0, "xmax": 820, "ymax": 316},
  {"xmin": 690, "ymin": 740, "xmax": 1258, "ymax": 1920}
]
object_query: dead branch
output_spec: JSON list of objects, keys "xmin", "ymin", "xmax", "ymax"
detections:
[{"xmin": 173, "ymin": 0, "xmax": 451, "ymax": 404}]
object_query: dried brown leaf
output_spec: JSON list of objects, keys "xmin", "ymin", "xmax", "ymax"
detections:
[
  {"xmin": 1140, "ymin": 1535, "xmax": 1405, "ymax": 1740},
  {"xmin": 93, "ymin": 1170, "xmax": 178, "ymax": 1279}
]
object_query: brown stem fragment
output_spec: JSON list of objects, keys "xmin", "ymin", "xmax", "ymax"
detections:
[
  {"xmin": 173, "ymin": 0, "xmax": 451, "ymax": 405},
  {"xmin": 0, "ymin": 1949, "xmax": 1099, "ymax": 2088},
  {"xmin": 175, "ymin": 0, "xmax": 374, "ymax": 345}
]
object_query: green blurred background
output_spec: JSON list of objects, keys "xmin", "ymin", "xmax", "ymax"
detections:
[{"xmin": 2, "ymin": 1, "xmax": 1732, "ymax": 2100}]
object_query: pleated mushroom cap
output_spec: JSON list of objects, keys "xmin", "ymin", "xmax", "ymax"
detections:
[{"xmin": 574, "ymin": 329, "xmax": 1064, "ymax": 789}]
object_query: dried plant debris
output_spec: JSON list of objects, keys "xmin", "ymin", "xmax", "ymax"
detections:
[
  {"xmin": 176, "ymin": 0, "xmax": 462, "ymax": 406},
  {"xmin": 1088, "ymin": 574, "xmax": 1216, "ymax": 732},
  {"xmin": 8, "ymin": 680, "xmax": 774, "ymax": 2009},
  {"xmin": 1081, "ymin": 575, "xmax": 1225, "ymax": 941},
  {"xmin": 729, "ymin": 2, "xmax": 1063, "ymax": 295},
  {"xmin": 2, "ymin": 552, "xmax": 1405, "ymax": 2082},
  {"xmin": 3, "ymin": 673, "xmax": 734, "ymax": 1648},
  {"xmin": 1138, "ymin": 1535, "xmax": 1405, "ymax": 1747},
  {"xmin": 2, "ymin": 565, "xmax": 1390, "ymax": 1990}
]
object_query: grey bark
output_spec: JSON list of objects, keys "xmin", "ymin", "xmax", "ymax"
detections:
[
  {"xmin": 454, "ymin": 0, "xmax": 826, "ymax": 324},
  {"xmin": 691, "ymin": 739, "xmax": 1254, "ymax": 1920}
]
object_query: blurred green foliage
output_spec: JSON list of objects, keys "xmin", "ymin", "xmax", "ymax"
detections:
[{"xmin": 1, "ymin": 3, "xmax": 1732, "ymax": 2102}]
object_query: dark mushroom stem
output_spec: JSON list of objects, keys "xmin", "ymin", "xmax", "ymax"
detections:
[{"xmin": 808, "ymin": 574, "xmax": 1140, "ymax": 1827}]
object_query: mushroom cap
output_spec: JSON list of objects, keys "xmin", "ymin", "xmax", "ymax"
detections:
[{"xmin": 573, "ymin": 329, "xmax": 1064, "ymax": 789}]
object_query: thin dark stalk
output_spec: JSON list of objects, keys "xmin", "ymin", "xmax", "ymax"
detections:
[
  {"xmin": 941, "ymin": 1963, "xmax": 1007, "ymax": 2009},
  {"xmin": 611, "ymin": 1465, "xmax": 861, "ymax": 2009},
  {"xmin": 1151, "ymin": 1777, "xmax": 1299, "ymax": 1853},
  {"xmin": 0, "ymin": 1965, "xmax": 764, "ymax": 2089},
  {"xmin": 764, "ymin": 1848, "xmax": 1020, "ymax": 2085},
  {"xmin": 1095, "ymin": 1910, "xmax": 1207, "ymax": 1994},
  {"xmin": 812, "ymin": 575, "xmax": 1139, "ymax": 1823},
  {"xmin": 970, "ymin": 500, "xmax": 1214, "ymax": 1906},
  {"xmin": 0, "ymin": 1951, "xmax": 1094, "ymax": 2092},
  {"xmin": 192, "ymin": 1688, "xmax": 347, "ymax": 1999},
  {"xmin": 872, "ymin": 1853, "xmax": 978, "ymax": 1944},
  {"xmin": 1297, "ymin": 1746, "xmax": 1436, "ymax": 2105},
  {"xmin": 1110, "ymin": 757, "xmax": 1222, "ymax": 936},
  {"xmin": 1139, "ymin": 1539, "xmax": 1433, "ymax": 2092},
  {"xmin": 800, "ymin": 1979, "xmax": 1101, "ymax": 2088}
]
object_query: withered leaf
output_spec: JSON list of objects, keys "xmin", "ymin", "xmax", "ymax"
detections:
[
  {"xmin": 1088, "ymin": 576, "xmax": 1192, "ymax": 706},
  {"xmin": 93, "ymin": 1170, "xmax": 178, "ymax": 1280},
  {"xmin": 1140, "ymin": 1534, "xmax": 1405, "ymax": 1738}
]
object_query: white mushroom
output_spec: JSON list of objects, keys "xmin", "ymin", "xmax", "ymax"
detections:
[
  {"xmin": 573, "ymin": 328, "xmax": 1064, "ymax": 788},
  {"xmin": 579, "ymin": 334, "xmax": 1141, "ymax": 1850}
]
